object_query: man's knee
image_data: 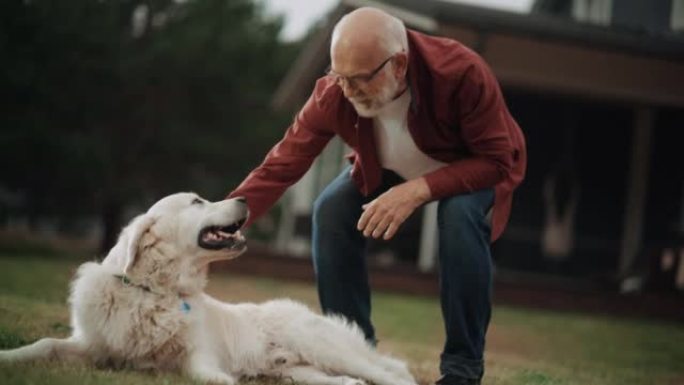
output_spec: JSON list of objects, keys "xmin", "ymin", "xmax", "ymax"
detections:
[
  {"xmin": 313, "ymin": 191, "xmax": 333, "ymax": 220},
  {"xmin": 313, "ymin": 191, "xmax": 348, "ymax": 229},
  {"xmin": 437, "ymin": 190, "xmax": 494, "ymax": 228},
  {"xmin": 438, "ymin": 196, "xmax": 478, "ymax": 226},
  {"xmin": 313, "ymin": 184, "xmax": 360, "ymax": 231}
]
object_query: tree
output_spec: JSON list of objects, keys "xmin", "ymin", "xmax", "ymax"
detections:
[{"xmin": 0, "ymin": 0, "xmax": 299, "ymax": 252}]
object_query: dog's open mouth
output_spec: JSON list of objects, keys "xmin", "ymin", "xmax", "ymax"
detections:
[{"xmin": 198, "ymin": 218, "xmax": 247, "ymax": 250}]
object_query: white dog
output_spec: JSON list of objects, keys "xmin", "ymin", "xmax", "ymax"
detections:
[{"xmin": 0, "ymin": 192, "xmax": 417, "ymax": 385}]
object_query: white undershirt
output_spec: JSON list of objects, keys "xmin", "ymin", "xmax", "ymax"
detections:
[{"xmin": 372, "ymin": 89, "xmax": 447, "ymax": 180}]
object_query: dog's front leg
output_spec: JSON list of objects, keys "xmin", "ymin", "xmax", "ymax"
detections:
[
  {"xmin": 0, "ymin": 337, "xmax": 86, "ymax": 363},
  {"xmin": 186, "ymin": 350, "xmax": 236, "ymax": 385}
]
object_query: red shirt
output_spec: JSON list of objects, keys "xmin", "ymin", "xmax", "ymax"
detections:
[{"xmin": 229, "ymin": 29, "xmax": 527, "ymax": 241}]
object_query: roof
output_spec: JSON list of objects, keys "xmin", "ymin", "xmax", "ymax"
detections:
[
  {"xmin": 272, "ymin": 0, "xmax": 684, "ymax": 110},
  {"xmin": 364, "ymin": 0, "xmax": 684, "ymax": 61}
]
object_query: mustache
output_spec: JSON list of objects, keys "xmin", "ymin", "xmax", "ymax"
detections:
[{"xmin": 349, "ymin": 97, "xmax": 369, "ymax": 105}]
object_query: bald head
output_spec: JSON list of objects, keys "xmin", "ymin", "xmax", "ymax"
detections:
[{"xmin": 330, "ymin": 7, "xmax": 408, "ymax": 74}]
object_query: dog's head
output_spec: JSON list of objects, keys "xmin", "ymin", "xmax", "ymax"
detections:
[
  {"xmin": 119, "ymin": 192, "xmax": 249, "ymax": 292},
  {"xmin": 145, "ymin": 192, "xmax": 248, "ymax": 256}
]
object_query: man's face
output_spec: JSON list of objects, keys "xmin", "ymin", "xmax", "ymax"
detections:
[{"xmin": 329, "ymin": 53, "xmax": 402, "ymax": 118}]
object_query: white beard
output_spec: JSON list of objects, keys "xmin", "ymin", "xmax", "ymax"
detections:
[{"xmin": 349, "ymin": 76, "xmax": 402, "ymax": 118}]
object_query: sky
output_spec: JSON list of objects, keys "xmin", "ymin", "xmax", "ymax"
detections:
[{"xmin": 262, "ymin": 0, "xmax": 536, "ymax": 42}]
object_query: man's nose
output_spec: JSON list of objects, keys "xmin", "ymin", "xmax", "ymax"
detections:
[{"xmin": 340, "ymin": 81, "xmax": 359, "ymax": 99}]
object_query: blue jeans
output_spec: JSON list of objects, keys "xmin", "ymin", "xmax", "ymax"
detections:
[{"xmin": 312, "ymin": 167, "xmax": 494, "ymax": 380}]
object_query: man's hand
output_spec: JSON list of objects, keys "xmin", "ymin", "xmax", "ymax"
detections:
[{"xmin": 357, "ymin": 177, "xmax": 431, "ymax": 240}]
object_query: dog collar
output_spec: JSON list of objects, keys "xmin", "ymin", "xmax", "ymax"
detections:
[
  {"xmin": 114, "ymin": 274, "xmax": 191, "ymax": 314},
  {"xmin": 114, "ymin": 274, "xmax": 159, "ymax": 294}
]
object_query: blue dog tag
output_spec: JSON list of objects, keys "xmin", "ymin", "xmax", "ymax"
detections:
[{"xmin": 180, "ymin": 300, "xmax": 191, "ymax": 314}]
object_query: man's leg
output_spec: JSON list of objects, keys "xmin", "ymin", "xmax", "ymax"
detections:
[
  {"xmin": 437, "ymin": 189, "xmax": 494, "ymax": 383},
  {"xmin": 312, "ymin": 167, "xmax": 375, "ymax": 342}
]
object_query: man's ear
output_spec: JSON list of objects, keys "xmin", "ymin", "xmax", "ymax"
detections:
[
  {"xmin": 393, "ymin": 51, "xmax": 409, "ymax": 78},
  {"xmin": 123, "ymin": 214, "xmax": 157, "ymax": 275}
]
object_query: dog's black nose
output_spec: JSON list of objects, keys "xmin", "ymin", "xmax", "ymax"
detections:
[{"xmin": 235, "ymin": 196, "xmax": 247, "ymax": 204}]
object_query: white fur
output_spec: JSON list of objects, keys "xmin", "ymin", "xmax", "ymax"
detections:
[{"xmin": 0, "ymin": 192, "xmax": 416, "ymax": 385}]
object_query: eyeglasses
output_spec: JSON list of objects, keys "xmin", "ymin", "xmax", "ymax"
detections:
[{"xmin": 326, "ymin": 54, "xmax": 395, "ymax": 89}]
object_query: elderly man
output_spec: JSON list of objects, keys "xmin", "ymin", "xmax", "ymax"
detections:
[{"xmin": 229, "ymin": 7, "xmax": 526, "ymax": 385}]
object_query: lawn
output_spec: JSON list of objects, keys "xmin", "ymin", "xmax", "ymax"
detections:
[{"xmin": 0, "ymin": 253, "xmax": 683, "ymax": 385}]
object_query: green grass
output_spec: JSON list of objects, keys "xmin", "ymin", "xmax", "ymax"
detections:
[{"xmin": 0, "ymin": 253, "xmax": 683, "ymax": 385}]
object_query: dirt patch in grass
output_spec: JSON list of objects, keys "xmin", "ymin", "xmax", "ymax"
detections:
[{"xmin": 487, "ymin": 323, "xmax": 548, "ymax": 360}]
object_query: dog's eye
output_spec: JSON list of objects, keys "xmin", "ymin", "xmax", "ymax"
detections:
[{"xmin": 191, "ymin": 198, "xmax": 204, "ymax": 205}]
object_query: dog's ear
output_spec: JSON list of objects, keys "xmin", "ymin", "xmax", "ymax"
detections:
[{"xmin": 123, "ymin": 214, "xmax": 157, "ymax": 275}]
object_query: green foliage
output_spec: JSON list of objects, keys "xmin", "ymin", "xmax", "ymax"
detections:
[{"xmin": 0, "ymin": 0, "xmax": 299, "ymax": 248}]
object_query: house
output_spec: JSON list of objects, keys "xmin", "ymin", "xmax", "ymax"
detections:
[{"xmin": 267, "ymin": 0, "xmax": 684, "ymax": 291}]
